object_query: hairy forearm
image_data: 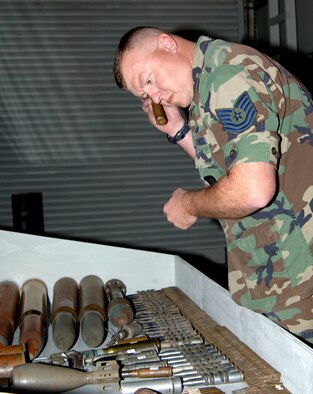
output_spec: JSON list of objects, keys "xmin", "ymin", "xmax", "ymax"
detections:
[
  {"xmin": 185, "ymin": 163, "xmax": 276, "ymax": 219},
  {"xmin": 163, "ymin": 162, "xmax": 276, "ymax": 229},
  {"xmin": 184, "ymin": 180, "xmax": 257, "ymax": 219}
]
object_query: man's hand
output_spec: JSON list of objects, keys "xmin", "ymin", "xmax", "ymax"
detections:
[
  {"xmin": 141, "ymin": 98, "xmax": 196, "ymax": 160},
  {"xmin": 163, "ymin": 188, "xmax": 197, "ymax": 229},
  {"xmin": 163, "ymin": 163, "xmax": 277, "ymax": 225},
  {"xmin": 142, "ymin": 98, "xmax": 185, "ymax": 135}
]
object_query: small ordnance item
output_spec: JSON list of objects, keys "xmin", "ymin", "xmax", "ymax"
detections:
[
  {"xmin": 120, "ymin": 377, "xmax": 183, "ymax": 394},
  {"xmin": 121, "ymin": 365, "xmax": 172, "ymax": 378},
  {"xmin": 107, "ymin": 322, "xmax": 143, "ymax": 346},
  {"xmin": 83, "ymin": 338, "xmax": 161, "ymax": 366},
  {"xmin": 19, "ymin": 279, "xmax": 48, "ymax": 360},
  {"xmin": 79, "ymin": 275, "xmax": 107, "ymax": 348},
  {"xmin": 51, "ymin": 277, "xmax": 79, "ymax": 351},
  {"xmin": 0, "ymin": 280, "xmax": 19, "ymax": 347},
  {"xmin": 11, "ymin": 360, "xmax": 120, "ymax": 393},
  {"xmin": 104, "ymin": 279, "xmax": 134, "ymax": 327},
  {"xmin": 33, "ymin": 338, "xmax": 159, "ymax": 369},
  {"xmin": 151, "ymin": 102, "xmax": 168, "ymax": 126}
]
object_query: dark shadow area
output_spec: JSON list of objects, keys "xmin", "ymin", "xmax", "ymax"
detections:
[
  {"xmin": 171, "ymin": 28, "xmax": 219, "ymax": 41},
  {"xmin": 242, "ymin": 38, "xmax": 313, "ymax": 95},
  {"xmin": 179, "ymin": 251, "xmax": 228, "ymax": 290}
]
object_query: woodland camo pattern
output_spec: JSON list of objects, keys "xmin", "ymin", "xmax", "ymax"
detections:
[{"xmin": 189, "ymin": 36, "xmax": 313, "ymax": 341}]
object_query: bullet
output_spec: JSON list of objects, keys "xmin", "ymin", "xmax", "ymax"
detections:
[
  {"xmin": 19, "ymin": 279, "xmax": 48, "ymax": 360},
  {"xmin": 104, "ymin": 279, "xmax": 134, "ymax": 327},
  {"xmin": 160, "ymin": 354, "xmax": 185, "ymax": 361},
  {"xmin": 115, "ymin": 333, "xmax": 148, "ymax": 345},
  {"xmin": 120, "ymin": 377, "xmax": 183, "ymax": 394},
  {"xmin": 83, "ymin": 338, "xmax": 160, "ymax": 365},
  {"xmin": 79, "ymin": 275, "xmax": 107, "ymax": 348},
  {"xmin": 0, "ymin": 281, "xmax": 19, "ymax": 347},
  {"xmin": 172, "ymin": 365, "xmax": 194, "ymax": 374},
  {"xmin": 123, "ymin": 360, "xmax": 167, "ymax": 370},
  {"xmin": 167, "ymin": 361, "xmax": 192, "ymax": 368},
  {"xmin": 182, "ymin": 370, "xmax": 244, "ymax": 386},
  {"xmin": 51, "ymin": 277, "xmax": 79, "ymax": 351},
  {"xmin": 121, "ymin": 366, "xmax": 172, "ymax": 379},
  {"xmin": 119, "ymin": 355, "xmax": 160, "ymax": 366},
  {"xmin": 115, "ymin": 349, "xmax": 158, "ymax": 361},
  {"xmin": 158, "ymin": 350, "xmax": 181, "ymax": 357},
  {"xmin": 173, "ymin": 370, "xmax": 198, "ymax": 378}
]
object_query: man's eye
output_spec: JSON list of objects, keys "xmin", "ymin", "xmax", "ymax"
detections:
[{"xmin": 147, "ymin": 79, "xmax": 151, "ymax": 84}]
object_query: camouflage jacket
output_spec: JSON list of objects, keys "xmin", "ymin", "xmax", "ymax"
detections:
[{"xmin": 190, "ymin": 36, "xmax": 313, "ymax": 313}]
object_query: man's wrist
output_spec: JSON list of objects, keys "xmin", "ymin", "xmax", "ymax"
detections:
[{"xmin": 167, "ymin": 122, "xmax": 190, "ymax": 144}]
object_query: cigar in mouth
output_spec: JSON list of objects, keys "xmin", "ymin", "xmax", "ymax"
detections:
[{"xmin": 151, "ymin": 102, "xmax": 168, "ymax": 126}]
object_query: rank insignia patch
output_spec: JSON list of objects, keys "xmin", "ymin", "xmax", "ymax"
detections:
[{"xmin": 216, "ymin": 91, "xmax": 256, "ymax": 133}]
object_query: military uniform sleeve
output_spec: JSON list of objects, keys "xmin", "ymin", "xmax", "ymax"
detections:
[{"xmin": 202, "ymin": 64, "xmax": 281, "ymax": 171}]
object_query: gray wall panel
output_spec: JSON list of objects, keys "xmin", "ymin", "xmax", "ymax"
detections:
[{"xmin": 0, "ymin": 0, "xmax": 244, "ymax": 265}]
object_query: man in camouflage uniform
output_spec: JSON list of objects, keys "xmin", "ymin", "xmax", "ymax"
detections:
[{"xmin": 113, "ymin": 27, "xmax": 313, "ymax": 344}]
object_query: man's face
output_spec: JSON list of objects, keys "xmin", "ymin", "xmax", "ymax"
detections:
[{"xmin": 121, "ymin": 44, "xmax": 194, "ymax": 108}]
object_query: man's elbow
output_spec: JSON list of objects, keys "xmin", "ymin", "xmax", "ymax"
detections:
[{"xmin": 246, "ymin": 183, "xmax": 277, "ymax": 212}]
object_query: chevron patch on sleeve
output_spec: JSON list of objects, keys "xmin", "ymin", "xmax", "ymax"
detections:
[{"xmin": 216, "ymin": 91, "xmax": 257, "ymax": 133}]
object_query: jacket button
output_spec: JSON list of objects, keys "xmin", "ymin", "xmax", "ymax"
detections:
[
  {"xmin": 271, "ymin": 147, "xmax": 277, "ymax": 155},
  {"xmin": 230, "ymin": 149, "xmax": 237, "ymax": 158},
  {"xmin": 204, "ymin": 175, "xmax": 217, "ymax": 185}
]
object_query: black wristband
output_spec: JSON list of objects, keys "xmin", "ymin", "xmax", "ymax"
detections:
[{"xmin": 167, "ymin": 122, "xmax": 190, "ymax": 144}]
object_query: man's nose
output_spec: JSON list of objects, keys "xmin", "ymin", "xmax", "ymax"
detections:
[{"xmin": 148, "ymin": 90, "xmax": 161, "ymax": 104}]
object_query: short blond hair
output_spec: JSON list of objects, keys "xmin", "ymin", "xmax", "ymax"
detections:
[{"xmin": 113, "ymin": 26, "xmax": 164, "ymax": 89}]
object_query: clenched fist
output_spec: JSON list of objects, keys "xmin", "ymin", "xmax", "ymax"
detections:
[{"xmin": 163, "ymin": 188, "xmax": 197, "ymax": 229}]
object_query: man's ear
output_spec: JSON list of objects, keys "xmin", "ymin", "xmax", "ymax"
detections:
[{"xmin": 157, "ymin": 34, "xmax": 177, "ymax": 53}]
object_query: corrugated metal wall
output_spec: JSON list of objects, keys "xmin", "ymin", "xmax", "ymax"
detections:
[{"xmin": 0, "ymin": 0, "xmax": 244, "ymax": 264}]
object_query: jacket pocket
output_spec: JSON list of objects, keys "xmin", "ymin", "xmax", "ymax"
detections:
[{"xmin": 227, "ymin": 219, "xmax": 289, "ymax": 305}]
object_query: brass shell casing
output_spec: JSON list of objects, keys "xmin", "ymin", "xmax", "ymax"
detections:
[
  {"xmin": 79, "ymin": 275, "xmax": 107, "ymax": 348},
  {"xmin": 51, "ymin": 277, "xmax": 79, "ymax": 351},
  {"xmin": 0, "ymin": 281, "xmax": 19, "ymax": 347},
  {"xmin": 19, "ymin": 279, "xmax": 48, "ymax": 360}
]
